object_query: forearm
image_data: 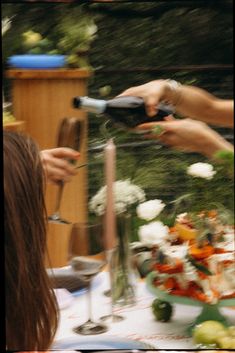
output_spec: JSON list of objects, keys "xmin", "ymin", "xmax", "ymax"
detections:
[{"xmin": 166, "ymin": 83, "xmax": 234, "ymax": 128}]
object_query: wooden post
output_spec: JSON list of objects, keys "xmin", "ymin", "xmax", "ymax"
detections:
[{"xmin": 6, "ymin": 69, "xmax": 91, "ymax": 267}]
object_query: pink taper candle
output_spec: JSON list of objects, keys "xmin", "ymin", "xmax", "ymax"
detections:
[{"xmin": 104, "ymin": 138, "xmax": 117, "ymax": 250}]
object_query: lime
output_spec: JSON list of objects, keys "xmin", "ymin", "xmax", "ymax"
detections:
[
  {"xmin": 230, "ymin": 338, "xmax": 235, "ymax": 348},
  {"xmin": 216, "ymin": 335, "xmax": 234, "ymax": 349},
  {"xmin": 193, "ymin": 320, "xmax": 227, "ymax": 345},
  {"xmin": 151, "ymin": 298, "xmax": 173, "ymax": 322},
  {"xmin": 228, "ymin": 326, "xmax": 235, "ymax": 337}
]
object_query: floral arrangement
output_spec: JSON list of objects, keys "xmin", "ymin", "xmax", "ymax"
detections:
[
  {"xmin": 135, "ymin": 161, "xmax": 235, "ymax": 305},
  {"xmin": 89, "ymin": 179, "xmax": 146, "ymax": 216},
  {"xmin": 89, "ymin": 179, "xmax": 146, "ymax": 306}
]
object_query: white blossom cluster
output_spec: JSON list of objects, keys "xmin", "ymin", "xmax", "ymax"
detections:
[
  {"xmin": 136, "ymin": 199, "xmax": 165, "ymax": 221},
  {"xmin": 89, "ymin": 179, "xmax": 146, "ymax": 216},
  {"xmin": 187, "ymin": 162, "xmax": 216, "ymax": 180},
  {"xmin": 138, "ymin": 221, "xmax": 169, "ymax": 245},
  {"xmin": 136, "ymin": 198, "xmax": 167, "ymax": 245}
]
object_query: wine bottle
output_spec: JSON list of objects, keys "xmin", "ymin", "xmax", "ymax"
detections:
[{"xmin": 72, "ymin": 96, "xmax": 174, "ymax": 130}]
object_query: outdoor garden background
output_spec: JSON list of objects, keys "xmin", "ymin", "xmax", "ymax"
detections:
[{"xmin": 2, "ymin": 1, "xmax": 234, "ymax": 240}]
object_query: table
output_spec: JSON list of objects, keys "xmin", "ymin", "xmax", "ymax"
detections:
[{"xmin": 53, "ymin": 271, "xmax": 235, "ymax": 349}]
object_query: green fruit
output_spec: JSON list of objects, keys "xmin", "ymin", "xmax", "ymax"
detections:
[
  {"xmin": 217, "ymin": 335, "xmax": 233, "ymax": 349},
  {"xmin": 228, "ymin": 326, "xmax": 235, "ymax": 337},
  {"xmin": 193, "ymin": 320, "xmax": 227, "ymax": 345},
  {"xmin": 230, "ymin": 338, "xmax": 235, "ymax": 348},
  {"xmin": 151, "ymin": 299, "xmax": 173, "ymax": 322}
]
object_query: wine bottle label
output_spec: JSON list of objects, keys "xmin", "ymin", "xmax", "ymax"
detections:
[{"xmin": 79, "ymin": 97, "xmax": 106, "ymax": 114}]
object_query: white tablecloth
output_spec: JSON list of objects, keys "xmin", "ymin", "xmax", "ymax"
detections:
[{"xmin": 53, "ymin": 271, "xmax": 235, "ymax": 349}]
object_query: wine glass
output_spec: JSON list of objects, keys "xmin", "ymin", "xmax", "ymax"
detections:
[
  {"xmin": 69, "ymin": 222, "xmax": 108, "ymax": 335},
  {"xmin": 48, "ymin": 117, "xmax": 83, "ymax": 224}
]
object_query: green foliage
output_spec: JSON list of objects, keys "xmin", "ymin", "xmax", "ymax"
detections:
[
  {"xmin": 213, "ymin": 150, "xmax": 234, "ymax": 179},
  {"xmin": 2, "ymin": 4, "xmax": 97, "ymax": 68}
]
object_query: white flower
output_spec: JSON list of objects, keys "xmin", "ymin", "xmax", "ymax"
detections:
[
  {"xmin": 136, "ymin": 199, "xmax": 165, "ymax": 221},
  {"xmin": 187, "ymin": 162, "xmax": 216, "ymax": 180},
  {"xmin": 138, "ymin": 221, "xmax": 169, "ymax": 245},
  {"xmin": 89, "ymin": 179, "xmax": 146, "ymax": 216}
]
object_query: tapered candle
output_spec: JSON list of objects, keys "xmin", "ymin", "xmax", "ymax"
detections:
[{"xmin": 104, "ymin": 138, "xmax": 117, "ymax": 250}]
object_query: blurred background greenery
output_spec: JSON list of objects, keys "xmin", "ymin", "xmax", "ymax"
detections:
[{"xmin": 2, "ymin": 1, "xmax": 234, "ymax": 235}]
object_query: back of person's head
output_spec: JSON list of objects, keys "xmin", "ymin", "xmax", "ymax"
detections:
[{"xmin": 4, "ymin": 131, "xmax": 58, "ymax": 350}]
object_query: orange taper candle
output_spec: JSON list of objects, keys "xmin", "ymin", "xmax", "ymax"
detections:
[{"xmin": 104, "ymin": 138, "xmax": 117, "ymax": 250}]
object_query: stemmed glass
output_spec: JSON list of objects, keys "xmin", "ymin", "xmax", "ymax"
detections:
[
  {"xmin": 48, "ymin": 117, "xmax": 83, "ymax": 224},
  {"xmin": 69, "ymin": 222, "xmax": 108, "ymax": 335}
]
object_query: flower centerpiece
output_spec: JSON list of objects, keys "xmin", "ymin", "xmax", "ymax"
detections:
[
  {"xmin": 135, "ymin": 159, "xmax": 234, "ymax": 334},
  {"xmin": 89, "ymin": 179, "xmax": 146, "ymax": 306}
]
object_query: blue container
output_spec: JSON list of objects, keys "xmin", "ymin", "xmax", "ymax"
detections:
[{"xmin": 8, "ymin": 54, "xmax": 66, "ymax": 69}]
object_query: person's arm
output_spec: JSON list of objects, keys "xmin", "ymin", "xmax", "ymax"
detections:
[
  {"xmin": 137, "ymin": 116, "xmax": 234, "ymax": 159},
  {"xmin": 40, "ymin": 147, "xmax": 80, "ymax": 184},
  {"xmin": 118, "ymin": 79, "xmax": 234, "ymax": 128}
]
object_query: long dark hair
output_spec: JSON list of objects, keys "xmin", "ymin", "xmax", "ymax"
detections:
[{"xmin": 4, "ymin": 131, "xmax": 58, "ymax": 350}]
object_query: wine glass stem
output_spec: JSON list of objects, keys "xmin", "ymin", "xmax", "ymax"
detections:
[
  {"xmin": 106, "ymin": 249, "xmax": 116, "ymax": 319},
  {"xmin": 54, "ymin": 180, "xmax": 64, "ymax": 216},
  {"xmin": 87, "ymin": 280, "xmax": 93, "ymax": 322}
]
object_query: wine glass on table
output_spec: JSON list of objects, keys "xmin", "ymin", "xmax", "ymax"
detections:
[
  {"xmin": 69, "ymin": 222, "xmax": 108, "ymax": 335},
  {"xmin": 48, "ymin": 117, "xmax": 83, "ymax": 224}
]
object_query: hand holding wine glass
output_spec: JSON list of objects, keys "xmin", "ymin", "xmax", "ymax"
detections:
[
  {"xmin": 69, "ymin": 222, "xmax": 108, "ymax": 335},
  {"xmin": 48, "ymin": 117, "xmax": 83, "ymax": 224}
]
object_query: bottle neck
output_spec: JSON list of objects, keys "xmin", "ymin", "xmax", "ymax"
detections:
[{"xmin": 79, "ymin": 97, "xmax": 107, "ymax": 114}]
